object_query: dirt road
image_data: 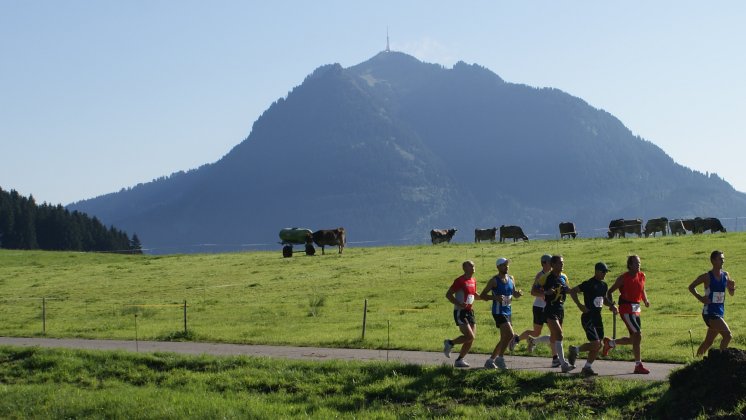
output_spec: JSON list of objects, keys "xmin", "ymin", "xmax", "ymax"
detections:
[{"xmin": 0, "ymin": 336, "xmax": 680, "ymax": 381}]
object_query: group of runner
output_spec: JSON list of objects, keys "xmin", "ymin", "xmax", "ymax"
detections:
[{"xmin": 443, "ymin": 251, "xmax": 736, "ymax": 375}]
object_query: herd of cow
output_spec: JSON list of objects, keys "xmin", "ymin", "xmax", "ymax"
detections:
[{"xmin": 430, "ymin": 216, "xmax": 727, "ymax": 245}]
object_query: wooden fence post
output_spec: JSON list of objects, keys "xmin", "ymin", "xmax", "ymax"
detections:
[
  {"xmin": 183, "ymin": 300, "xmax": 188, "ymax": 334},
  {"xmin": 42, "ymin": 297, "xmax": 46, "ymax": 335},
  {"xmin": 362, "ymin": 299, "xmax": 368, "ymax": 340}
]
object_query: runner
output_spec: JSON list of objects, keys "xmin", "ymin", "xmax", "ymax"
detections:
[
  {"xmin": 568, "ymin": 262, "xmax": 618, "ymax": 376},
  {"xmin": 443, "ymin": 260, "xmax": 481, "ymax": 367},
  {"xmin": 688, "ymin": 250, "xmax": 736, "ymax": 356},
  {"xmin": 480, "ymin": 257, "xmax": 523, "ymax": 369},
  {"xmin": 537, "ymin": 255, "xmax": 575, "ymax": 372},
  {"xmin": 516, "ymin": 254, "xmax": 557, "ymax": 364},
  {"xmin": 605, "ymin": 255, "xmax": 650, "ymax": 374}
]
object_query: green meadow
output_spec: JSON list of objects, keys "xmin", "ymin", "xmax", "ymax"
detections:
[{"xmin": 1, "ymin": 233, "xmax": 744, "ymax": 363}]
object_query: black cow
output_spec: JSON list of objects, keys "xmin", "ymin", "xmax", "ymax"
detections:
[
  {"xmin": 695, "ymin": 217, "xmax": 727, "ymax": 234},
  {"xmin": 607, "ymin": 219, "xmax": 643, "ymax": 238},
  {"xmin": 474, "ymin": 227, "xmax": 497, "ymax": 243},
  {"xmin": 431, "ymin": 228, "xmax": 457, "ymax": 245},
  {"xmin": 644, "ymin": 217, "xmax": 668, "ymax": 237},
  {"xmin": 558, "ymin": 222, "xmax": 577, "ymax": 239},
  {"xmin": 669, "ymin": 219, "xmax": 687, "ymax": 236},
  {"xmin": 682, "ymin": 219, "xmax": 697, "ymax": 234},
  {"xmin": 312, "ymin": 228, "xmax": 346, "ymax": 255},
  {"xmin": 500, "ymin": 225, "xmax": 529, "ymax": 242}
]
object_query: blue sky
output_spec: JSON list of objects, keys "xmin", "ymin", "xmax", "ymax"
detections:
[{"xmin": 2, "ymin": 1, "xmax": 744, "ymax": 205}]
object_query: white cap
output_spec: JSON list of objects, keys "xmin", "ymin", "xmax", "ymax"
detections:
[{"xmin": 496, "ymin": 257, "xmax": 510, "ymax": 266}]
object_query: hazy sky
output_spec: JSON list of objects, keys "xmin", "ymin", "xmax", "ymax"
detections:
[{"xmin": 2, "ymin": 2, "xmax": 744, "ymax": 205}]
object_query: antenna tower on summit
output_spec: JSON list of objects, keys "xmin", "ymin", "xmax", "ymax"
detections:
[{"xmin": 386, "ymin": 27, "xmax": 390, "ymax": 52}]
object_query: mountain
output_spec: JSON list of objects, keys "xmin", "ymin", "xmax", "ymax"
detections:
[{"xmin": 68, "ymin": 51, "xmax": 746, "ymax": 252}]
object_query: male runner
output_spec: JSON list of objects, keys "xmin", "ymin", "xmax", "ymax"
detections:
[
  {"xmin": 537, "ymin": 255, "xmax": 575, "ymax": 373},
  {"xmin": 688, "ymin": 250, "xmax": 736, "ymax": 356},
  {"xmin": 444, "ymin": 260, "xmax": 481, "ymax": 367},
  {"xmin": 568, "ymin": 262, "xmax": 617, "ymax": 376},
  {"xmin": 605, "ymin": 255, "xmax": 650, "ymax": 374},
  {"xmin": 516, "ymin": 254, "xmax": 557, "ymax": 363},
  {"xmin": 480, "ymin": 257, "xmax": 523, "ymax": 369}
]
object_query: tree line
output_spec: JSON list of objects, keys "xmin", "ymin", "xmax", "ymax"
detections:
[{"xmin": 0, "ymin": 187, "xmax": 142, "ymax": 253}]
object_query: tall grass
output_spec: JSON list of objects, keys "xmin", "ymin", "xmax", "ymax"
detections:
[{"xmin": 1, "ymin": 232, "xmax": 744, "ymax": 363}]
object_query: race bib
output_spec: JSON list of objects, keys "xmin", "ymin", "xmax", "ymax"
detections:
[
  {"xmin": 631, "ymin": 303, "xmax": 641, "ymax": 313},
  {"xmin": 501, "ymin": 295, "xmax": 512, "ymax": 306},
  {"xmin": 466, "ymin": 294, "xmax": 475, "ymax": 305},
  {"xmin": 593, "ymin": 296, "xmax": 604, "ymax": 308},
  {"xmin": 712, "ymin": 292, "xmax": 725, "ymax": 304}
]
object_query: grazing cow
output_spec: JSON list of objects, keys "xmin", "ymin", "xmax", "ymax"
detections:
[
  {"xmin": 682, "ymin": 218, "xmax": 697, "ymax": 234},
  {"xmin": 558, "ymin": 222, "xmax": 577, "ymax": 239},
  {"xmin": 312, "ymin": 228, "xmax": 346, "ymax": 255},
  {"xmin": 431, "ymin": 228, "xmax": 457, "ymax": 245},
  {"xmin": 499, "ymin": 225, "xmax": 529, "ymax": 242},
  {"xmin": 669, "ymin": 219, "xmax": 687, "ymax": 236},
  {"xmin": 643, "ymin": 218, "xmax": 668, "ymax": 237},
  {"xmin": 695, "ymin": 217, "xmax": 727, "ymax": 234},
  {"xmin": 474, "ymin": 227, "xmax": 497, "ymax": 243},
  {"xmin": 607, "ymin": 219, "xmax": 643, "ymax": 238}
]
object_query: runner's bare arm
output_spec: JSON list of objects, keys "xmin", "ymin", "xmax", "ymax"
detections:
[
  {"xmin": 688, "ymin": 274, "xmax": 710, "ymax": 304},
  {"xmin": 479, "ymin": 278, "xmax": 497, "ymax": 301},
  {"xmin": 568, "ymin": 286, "xmax": 587, "ymax": 313}
]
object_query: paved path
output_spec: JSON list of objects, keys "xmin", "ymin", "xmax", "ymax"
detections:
[{"xmin": 0, "ymin": 337, "xmax": 680, "ymax": 381}]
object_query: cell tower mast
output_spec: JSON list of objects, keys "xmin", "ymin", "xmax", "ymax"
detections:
[{"xmin": 386, "ymin": 26, "xmax": 390, "ymax": 52}]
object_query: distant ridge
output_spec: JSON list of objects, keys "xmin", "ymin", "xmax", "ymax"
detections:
[{"xmin": 69, "ymin": 52, "xmax": 746, "ymax": 252}]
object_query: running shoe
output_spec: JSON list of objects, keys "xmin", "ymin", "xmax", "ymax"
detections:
[
  {"xmin": 527, "ymin": 336, "xmax": 536, "ymax": 353},
  {"xmin": 601, "ymin": 337, "xmax": 613, "ymax": 357},
  {"xmin": 484, "ymin": 359, "xmax": 497, "ymax": 369},
  {"xmin": 561, "ymin": 362, "xmax": 576, "ymax": 373},
  {"xmin": 568, "ymin": 346, "xmax": 579, "ymax": 366},
  {"xmin": 509, "ymin": 334, "xmax": 519, "ymax": 352},
  {"xmin": 495, "ymin": 357, "xmax": 507, "ymax": 370},
  {"xmin": 443, "ymin": 339, "xmax": 453, "ymax": 358},
  {"xmin": 551, "ymin": 356, "xmax": 561, "ymax": 368},
  {"xmin": 581, "ymin": 367, "xmax": 598, "ymax": 376},
  {"xmin": 454, "ymin": 358, "xmax": 470, "ymax": 368},
  {"xmin": 633, "ymin": 363, "xmax": 650, "ymax": 374}
]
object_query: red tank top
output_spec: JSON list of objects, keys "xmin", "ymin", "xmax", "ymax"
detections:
[{"xmin": 619, "ymin": 271, "xmax": 645, "ymax": 314}]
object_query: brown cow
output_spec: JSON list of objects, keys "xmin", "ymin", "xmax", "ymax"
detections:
[
  {"xmin": 607, "ymin": 219, "xmax": 642, "ymax": 238},
  {"xmin": 644, "ymin": 217, "xmax": 668, "ymax": 237},
  {"xmin": 474, "ymin": 227, "xmax": 497, "ymax": 243},
  {"xmin": 312, "ymin": 228, "xmax": 346, "ymax": 255},
  {"xmin": 668, "ymin": 219, "xmax": 687, "ymax": 236},
  {"xmin": 558, "ymin": 222, "xmax": 577, "ymax": 239},
  {"xmin": 431, "ymin": 228, "xmax": 457, "ymax": 245},
  {"xmin": 499, "ymin": 225, "xmax": 528, "ymax": 242}
]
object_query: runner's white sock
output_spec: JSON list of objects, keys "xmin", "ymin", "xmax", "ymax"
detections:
[
  {"xmin": 584, "ymin": 361, "xmax": 592, "ymax": 368},
  {"xmin": 609, "ymin": 339, "xmax": 616, "ymax": 348},
  {"xmin": 555, "ymin": 341, "xmax": 566, "ymax": 364}
]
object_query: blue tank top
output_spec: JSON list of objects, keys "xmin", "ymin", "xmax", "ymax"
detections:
[
  {"xmin": 491, "ymin": 274, "xmax": 514, "ymax": 316},
  {"xmin": 703, "ymin": 271, "xmax": 728, "ymax": 317}
]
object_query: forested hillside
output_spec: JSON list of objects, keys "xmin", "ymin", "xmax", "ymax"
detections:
[{"xmin": 0, "ymin": 187, "xmax": 141, "ymax": 253}]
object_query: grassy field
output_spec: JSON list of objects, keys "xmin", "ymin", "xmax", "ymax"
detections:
[
  {"xmin": 0, "ymin": 346, "xmax": 672, "ymax": 419},
  {"xmin": 1, "ymin": 232, "xmax": 744, "ymax": 363}
]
